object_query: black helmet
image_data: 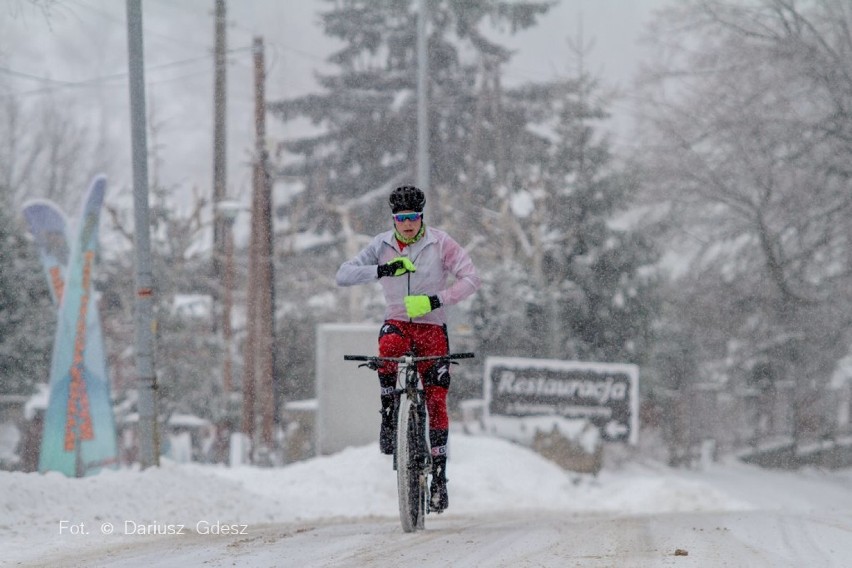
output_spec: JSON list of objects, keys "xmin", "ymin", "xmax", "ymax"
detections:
[{"xmin": 389, "ymin": 185, "xmax": 425, "ymax": 213}]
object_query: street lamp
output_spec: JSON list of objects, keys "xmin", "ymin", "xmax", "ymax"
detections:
[{"xmin": 216, "ymin": 199, "xmax": 242, "ymax": 396}]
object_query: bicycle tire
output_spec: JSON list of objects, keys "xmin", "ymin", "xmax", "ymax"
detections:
[{"xmin": 396, "ymin": 392, "xmax": 426, "ymax": 532}]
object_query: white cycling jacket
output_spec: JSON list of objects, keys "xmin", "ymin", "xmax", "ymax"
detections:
[{"xmin": 336, "ymin": 226, "xmax": 481, "ymax": 326}]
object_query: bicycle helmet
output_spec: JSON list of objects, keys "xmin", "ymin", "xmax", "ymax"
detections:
[{"xmin": 389, "ymin": 185, "xmax": 425, "ymax": 213}]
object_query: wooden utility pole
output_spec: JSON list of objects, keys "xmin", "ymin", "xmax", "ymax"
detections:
[
  {"xmin": 240, "ymin": 173, "xmax": 259, "ymax": 451},
  {"xmin": 213, "ymin": 0, "xmax": 228, "ymax": 289},
  {"xmin": 255, "ymin": 36, "xmax": 276, "ymax": 454},
  {"xmin": 242, "ymin": 36, "xmax": 276, "ymax": 461}
]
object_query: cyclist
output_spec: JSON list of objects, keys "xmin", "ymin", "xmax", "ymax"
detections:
[{"xmin": 335, "ymin": 185, "xmax": 481, "ymax": 512}]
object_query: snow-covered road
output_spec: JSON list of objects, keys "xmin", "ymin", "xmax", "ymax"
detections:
[
  {"xmin": 18, "ymin": 509, "xmax": 851, "ymax": 568},
  {"xmin": 5, "ymin": 434, "xmax": 852, "ymax": 567}
]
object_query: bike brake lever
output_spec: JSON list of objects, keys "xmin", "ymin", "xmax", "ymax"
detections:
[{"xmin": 358, "ymin": 362, "xmax": 381, "ymax": 370}]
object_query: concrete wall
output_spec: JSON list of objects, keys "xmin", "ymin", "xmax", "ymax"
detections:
[{"xmin": 315, "ymin": 323, "xmax": 381, "ymax": 455}]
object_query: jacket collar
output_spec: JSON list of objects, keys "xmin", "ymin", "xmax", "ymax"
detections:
[{"xmin": 383, "ymin": 226, "xmax": 435, "ymax": 255}]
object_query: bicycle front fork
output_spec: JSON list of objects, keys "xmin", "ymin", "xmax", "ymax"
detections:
[
  {"xmin": 416, "ymin": 394, "xmax": 432, "ymax": 473},
  {"xmin": 391, "ymin": 390, "xmax": 432, "ymax": 474}
]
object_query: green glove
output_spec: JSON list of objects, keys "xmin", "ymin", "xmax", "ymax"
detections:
[
  {"xmin": 377, "ymin": 256, "xmax": 416, "ymax": 278},
  {"xmin": 404, "ymin": 295, "xmax": 441, "ymax": 318}
]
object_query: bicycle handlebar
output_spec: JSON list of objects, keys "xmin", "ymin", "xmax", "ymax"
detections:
[{"xmin": 344, "ymin": 352, "xmax": 475, "ymax": 363}]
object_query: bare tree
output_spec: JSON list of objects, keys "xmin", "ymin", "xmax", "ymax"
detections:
[
  {"xmin": 637, "ymin": 0, "xmax": 852, "ymax": 447},
  {"xmin": 0, "ymin": 91, "xmax": 97, "ymax": 211}
]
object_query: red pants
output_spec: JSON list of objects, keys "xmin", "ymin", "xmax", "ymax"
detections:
[{"xmin": 378, "ymin": 320, "xmax": 450, "ymax": 430}]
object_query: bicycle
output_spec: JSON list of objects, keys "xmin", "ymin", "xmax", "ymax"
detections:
[{"xmin": 344, "ymin": 351, "xmax": 475, "ymax": 532}]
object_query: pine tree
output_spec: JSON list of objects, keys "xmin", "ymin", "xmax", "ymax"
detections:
[
  {"xmin": 269, "ymin": 0, "xmax": 553, "ymax": 235},
  {"xmin": 270, "ymin": 0, "xmax": 658, "ymax": 371},
  {"xmin": 0, "ymin": 192, "xmax": 54, "ymax": 395},
  {"xmin": 473, "ymin": 72, "xmax": 659, "ymax": 364},
  {"xmin": 547, "ymin": 75, "xmax": 657, "ymax": 363}
]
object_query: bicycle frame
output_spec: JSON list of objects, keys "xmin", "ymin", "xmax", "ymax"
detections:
[{"xmin": 391, "ymin": 356, "xmax": 429, "ymax": 469}]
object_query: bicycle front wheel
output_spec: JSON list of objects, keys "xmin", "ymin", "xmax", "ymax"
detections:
[{"xmin": 396, "ymin": 392, "xmax": 426, "ymax": 532}]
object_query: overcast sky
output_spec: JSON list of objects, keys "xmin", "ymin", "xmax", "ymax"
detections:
[{"xmin": 1, "ymin": 0, "xmax": 671, "ymax": 214}]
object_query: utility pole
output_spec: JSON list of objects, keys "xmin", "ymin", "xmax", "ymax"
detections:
[
  {"xmin": 416, "ymin": 0, "xmax": 429, "ymax": 193},
  {"xmin": 212, "ymin": 0, "xmax": 228, "ymax": 288},
  {"xmin": 125, "ymin": 0, "xmax": 159, "ymax": 469},
  {"xmin": 240, "ymin": 182, "xmax": 258, "ymax": 457},
  {"xmin": 242, "ymin": 36, "xmax": 276, "ymax": 463},
  {"xmin": 254, "ymin": 36, "xmax": 276, "ymax": 456}
]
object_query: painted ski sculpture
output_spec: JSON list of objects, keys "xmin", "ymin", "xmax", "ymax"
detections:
[{"xmin": 23, "ymin": 175, "xmax": 119, "ymax": 477}]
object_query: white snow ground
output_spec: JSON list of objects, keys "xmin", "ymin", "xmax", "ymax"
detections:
[{"xmin": 3, "ymin": 433, "xmax": 852, "ymax": 567}]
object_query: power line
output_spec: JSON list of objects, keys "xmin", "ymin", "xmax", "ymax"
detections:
[
  {"xmin": 0, "ymin": 46, "xmax": 253, "ymax": 99},
  {"xmin": 145, "ymin": 0, "xmax": 329, "ymax": 66},
  {"xmin": 65, "ymin": 0, "xmax": 213, "ymax": 53},
  {"xmin": 67, "ymin": 0, "xmax": 331, "ymax": 95},
  {"xmin": 0, "ymin": 66, "xmax": 77, "ymax": 85}
]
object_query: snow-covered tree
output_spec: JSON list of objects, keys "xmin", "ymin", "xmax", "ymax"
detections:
[
  {"xmin": 269, "ymin": 0, "xmax": 553, "ymax": 233},
  {"xmin": 637, "ymin": 0, "xmax": 852, "ymax": 442},
  {"xmin": 266, "ymin": 0, "xmax": 570, "ymax": 401},
  {"xmin": 0, "ymin": 191, "xmax": 54, "ymax": 395},
  {"xmin": 473, "ymin": 71, "xmax": 659, "ymax": 364},
  {"xmin": 102, "ymin": 181, "xmax": 222, "ymax": 421},
  {"xmin": 270, "ymin": 0, "xmax": 657, "ymax": 371}
]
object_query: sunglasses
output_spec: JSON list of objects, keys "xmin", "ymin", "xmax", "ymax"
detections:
[{"xmin": 392, "ymin": 212, "xmax": 423, "ymax": 223}]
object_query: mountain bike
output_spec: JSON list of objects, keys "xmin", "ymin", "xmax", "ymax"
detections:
[{"xmin": 344, "ymin": 351, "xmax": 474, "ymax": 532}]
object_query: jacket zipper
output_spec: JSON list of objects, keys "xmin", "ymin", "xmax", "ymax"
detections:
[{"xmin": 406, "ymin": 260, "xmax": 412, "ymax": 322}]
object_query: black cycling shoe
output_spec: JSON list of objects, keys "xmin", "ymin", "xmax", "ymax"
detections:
[
  {"xmin": 379, "ymin": 408, "xmax": 394, "ymax": 455},
  {"xmin": 430, "ymin": 477, "xmax": 448, "ymax": 513}
]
